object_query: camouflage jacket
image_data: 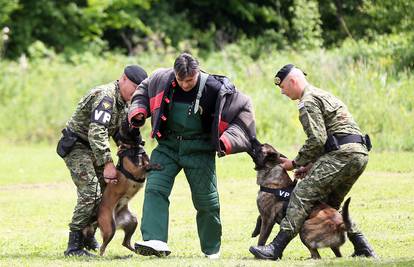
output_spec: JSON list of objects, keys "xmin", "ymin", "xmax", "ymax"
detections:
[
  {"xmin": 66, "ymin": 81, "xmax": 127, "ymax": 166},
  {"xmin": 294, "ymin": 85, "xmax": 367, "ymax": 166},
  {"xmin": 128, "ymin": 68, "xmax": 257, "ymax": 156}
]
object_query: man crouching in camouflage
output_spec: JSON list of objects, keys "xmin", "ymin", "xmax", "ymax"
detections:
[
  {"xmin": 249, "ymin": 64, "xmax": 377, "ymax": 260},
  {"xmin": 57, "ymin": 65, "xmax": 147, "ymax": 256}
]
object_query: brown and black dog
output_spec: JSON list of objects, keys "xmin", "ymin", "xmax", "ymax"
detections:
[
  {"xmin": 251, "ymin": 143, "xmax": 352, "ymax": 259},
  {"xmin": 82, "ymin": 141, "xmax": 152, "ymax": 256},
  {"xmin": 99, "ymin": 142, "xmax": 149, "ymax": 256},
  {"xmin": 82, "ymin": 119, "xmax": 161, "ymax": 256}
]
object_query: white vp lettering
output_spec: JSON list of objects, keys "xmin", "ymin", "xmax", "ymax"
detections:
[
  {"xmin": 279, "ymin": 191, "xmax": 290, "ymax": 198},
  {"xmin": 94, "ymin": 110, "xmax": 111, "ymax": 124}
]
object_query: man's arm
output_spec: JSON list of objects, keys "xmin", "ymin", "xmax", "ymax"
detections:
[
  {"xmin": 88, "ymin": 94, "xmax": 117, "ymax": 183},
  {"xmin": 293, "ymin": 99, "xmax": 327, "ymax": 166},
  {"xmin": 128, "ymin": 76, "xmax": 150, "ymax": 127},
  {"xmin": 218, "ymin": 93, "xmax": 257, "ymax": 156}
]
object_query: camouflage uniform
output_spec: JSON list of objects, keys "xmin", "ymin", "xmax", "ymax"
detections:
[
  {"xmin": 63, "ymin": 81, "xmax": 127, "ymax": 231},
  {"xmin": 280, "ymin": 85, "xmax": 369, "ymax": 237}
]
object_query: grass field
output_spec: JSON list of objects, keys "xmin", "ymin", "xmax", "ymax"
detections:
[{"xmin": 0, "ymin": 143, "xmax": 413, "ymax": 266}]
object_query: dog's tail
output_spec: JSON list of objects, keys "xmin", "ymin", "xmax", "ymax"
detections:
[
  {"xmin": 251, "ymin": 215, "xmax": 262, "ymax": 237},
  {"xmin": 342, "ymin": 197, "xmax": 352, "ymax": 231}
]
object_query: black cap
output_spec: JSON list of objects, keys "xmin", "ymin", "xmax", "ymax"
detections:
[
  {"xmin": 274, "ymin": 64, "xmax": 306, "ymax": 86},
  {"xmin": 124, "ymin": 65, "xmax": 148, "ymax": 85}
]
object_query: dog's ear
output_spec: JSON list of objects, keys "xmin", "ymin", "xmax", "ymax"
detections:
[
  {"xmin": 266, "ymin": 145, "xmax": 288, "ymax": 164},
  {"xmin": 267, "ymin": 152, "xmax": 280, "ymax": 162},
  {"xmin": 263, "ymin": 146, "xmax": 280, "ymax": 163},
  {"xmin": 277, "ymin": 153, "xmax": 287, "ymax": 164},
  {"xmin": 260, "ymin": 144, "xmax": 290, "ymax": 167},
  {"xmin": 275, "ymin": 150, "xmax": 287, "ymax": 164}
]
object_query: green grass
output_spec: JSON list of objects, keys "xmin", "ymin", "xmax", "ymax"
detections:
[{"xmin": 0, "ymin": 144, "xmax": 413, "ymax": 266}]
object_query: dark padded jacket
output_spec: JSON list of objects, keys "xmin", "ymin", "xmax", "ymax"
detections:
[{"xmin": 128, "ymin": 68, "xmax": 257, "ymax": 157}]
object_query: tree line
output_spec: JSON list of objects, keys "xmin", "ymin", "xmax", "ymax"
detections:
[{"xmin": 1, "ymin": 0, "xmax": 413, "ymax": 61}]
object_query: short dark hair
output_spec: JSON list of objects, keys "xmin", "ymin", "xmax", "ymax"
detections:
[{"xmin": 173, "ymin": 53, "xmax": 199, "ymax": 79}]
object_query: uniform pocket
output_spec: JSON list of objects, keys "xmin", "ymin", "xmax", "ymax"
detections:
[{"xmin": 56, "ymin": 132, "xmax": 78, "ymax": 158}]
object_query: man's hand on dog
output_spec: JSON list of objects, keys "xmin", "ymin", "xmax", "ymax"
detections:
[
  {"xmin": 280, "ymin": 157, "xmax": 294, "ymax": 171},
  {"xmin": 104, "ymin": 161, "xmax": 118, "ymax": 184},
  {"xmin": 294, "ymin": 163, "xmax": 313, "ymax": 179}
]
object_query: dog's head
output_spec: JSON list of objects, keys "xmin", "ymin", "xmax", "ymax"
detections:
[
  {"xmin": 253, "ymin": 143, "xmax": 286, "ymax": 171},
  {"xmin": 115, "ymin": 116, "xmax": 162, "ymax": 182},
  {"xmin": 254, "ymin": 143, "xmax": 293, "ymax": 190},
  {"xmin": 117, "ymin": 143, "xmax": 150, "ymax": 181},
  {"xmin": 116, "ymin": 116, "xmax": 143, "ymax": 146}
]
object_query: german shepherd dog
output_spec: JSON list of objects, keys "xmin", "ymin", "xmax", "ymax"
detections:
[
  {"xmin": 251, "ymin": 143, "xmax": 352, "ymax": 259},
  {"xmin": 83, "ymin": 124, "xmax": 158, "ymax": 256}
]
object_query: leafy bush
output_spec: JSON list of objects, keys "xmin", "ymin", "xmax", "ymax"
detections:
[
  {"xmin": 291, "ymin": 0, "xmax": 323, "ymax": 50},
  {"xmin": 338, "ymin": 33, "xmax": 414, "ymax": 72}
]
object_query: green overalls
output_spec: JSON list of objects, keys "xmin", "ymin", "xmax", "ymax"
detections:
[{"xmin": 140, "ymin": 100, "xmax": 221, "ymax": 255}]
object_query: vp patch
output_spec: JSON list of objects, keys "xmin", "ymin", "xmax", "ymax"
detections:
[{"xmin": 91, "ymin": 96, "xmax": 113, "ymax": 126}]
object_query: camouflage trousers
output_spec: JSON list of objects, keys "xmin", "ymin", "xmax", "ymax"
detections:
[
  {"xmin": 280, "ymin": 150, "xmax": 368, "ymax": 237},
  {"xmin": 64, "ymin": 143, "xmax": 106, "ymax": 231}
]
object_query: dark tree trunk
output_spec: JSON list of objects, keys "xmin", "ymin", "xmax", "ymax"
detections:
[{"xmin": 334, "ymin": 0, "xmax": 353, "ymax": 39}]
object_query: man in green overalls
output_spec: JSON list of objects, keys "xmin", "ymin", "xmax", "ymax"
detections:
[
  {"xmin": 131, "ymin": 54, "xmax": 221, "ymax": 258},
  {"xmin": 128, "ymin": 53, "xmax": 258, "ymax": 259}
]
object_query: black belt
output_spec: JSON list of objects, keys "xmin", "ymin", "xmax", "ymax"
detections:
[
  {"xmin": 64, "ymin": 128, "xmax": 91, "ymax": 149},
  {"xmin": 337, "ymin": 134, "xmax": 365, "ymax": 145},
  {"xmin": 325, "ymin": 134, "xmax": 371, "ymax": 153},
  {"xmin": 166, "ymin": 131, "xmax": 210, "ymax": 141}
]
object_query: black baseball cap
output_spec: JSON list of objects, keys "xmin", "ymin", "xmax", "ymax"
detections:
[
  {"xmin": 124, "ymin": 65, "xmax": 147, "ymax": 85},
  {"xmin": 274, "ymin": 64, "xmax": 306, "ymax": 86}
]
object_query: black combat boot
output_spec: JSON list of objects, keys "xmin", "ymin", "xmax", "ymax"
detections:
[
  {"xmin": 84, "ymin": 232, "xmax": 100, "ymax": 251},
  {"xmin": 64, "ymin": 231, "xmax": 95, "ymax": 257},
  {"xmin": 348, "ymin": 232, "xmax": 378, "ymax": 258},
  {"xmin": 249, "ymin": 230, "xmax": 293, "ymax": 260}
]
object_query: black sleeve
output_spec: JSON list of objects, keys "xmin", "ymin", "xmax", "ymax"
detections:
[{"xmin": 199, "ymin": 76, "xmax": 221, "ymax": 132}]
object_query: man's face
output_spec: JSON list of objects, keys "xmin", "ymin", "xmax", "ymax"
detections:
[
  {"xmin": 279, "ymin": 76, "xmax": 298, "ymax": 100},
  {"xmin": 175, "ymin": 72, "xmax": 199, "ymax": 92},
  {"xmin": 119, "ymin": 75, "xmax": 138, "ymax": 103}
]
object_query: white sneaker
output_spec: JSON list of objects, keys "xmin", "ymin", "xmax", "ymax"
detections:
[
  {"xmin": 204, "ymin": 251, "xmax": 220, "ymax": 259},
  {"xmin": 135, "ymin": 240, "xmax": 171, "ymax": 257}
]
